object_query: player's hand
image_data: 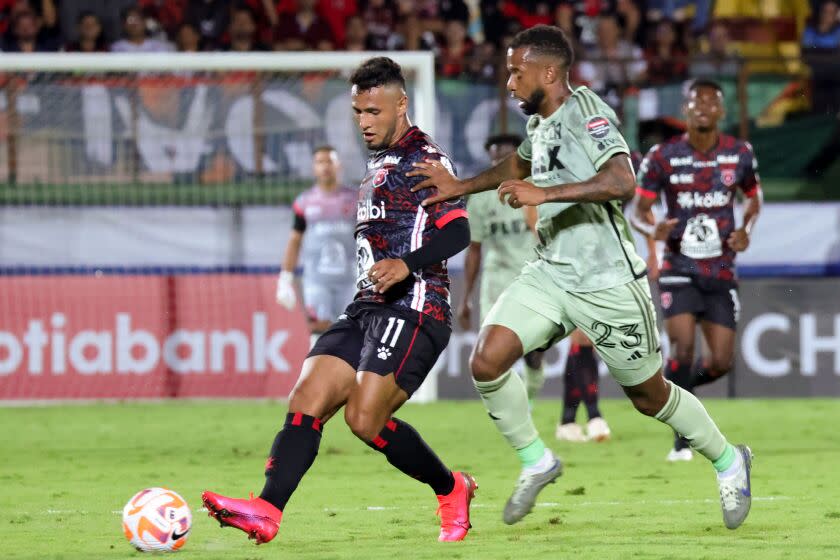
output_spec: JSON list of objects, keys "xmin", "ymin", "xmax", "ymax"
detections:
[
  {"xmin": 727, "ymin": 228, "xmax": 750, "ymax": 252},
  {"xmin": 653, "ymin": 218, "xmax": 679, "ymax": 241},
  {"xmin": 407, "ymin": 159, "xmax": 465, "ymax": 206},
  {"xmin": 498, "ymin": 180, "xmax": 546, "ymax": 208},
  {"xmin": 368, "ymin": 259, "xmax": 411, "ymax": 294},
  {"xmin": 275, "ymin": 271, "xmax": 297, "ymax": 310},
  {"xmin": 457, "ymin": 300, "xmax": 472, "ymax": 330}
]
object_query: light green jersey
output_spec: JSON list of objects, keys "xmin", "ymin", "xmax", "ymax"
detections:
[
  {"xmin": 516, "ymin": 86, "xmax": 646, "ymax": 292},
  {"xmin": 467, "ymin": 189, "xmax": 537, "ymax": 317}
]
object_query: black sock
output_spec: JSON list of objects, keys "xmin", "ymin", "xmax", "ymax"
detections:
[
  {"xmin": 259, "ymin": 412, "xmax": 323, "ymax": 511},
  {"xmin": 367, "ymin": 417, "xmax": 455, "ymax": 496},
  {"xmin": 578, "ymin": 345, "xmax": 602, "ymax": 420},
  {"xmin": 561, "ymin": 344, "xmax": 583, "ymax": 424},
  {"xmin": 691, "ymin": 358, "xmax": 723, "ymax": 388},
  {"xmin": 666, "ymin": 360, "xmax": 692, "ymax": 450}
]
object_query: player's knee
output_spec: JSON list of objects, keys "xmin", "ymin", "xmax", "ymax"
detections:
[
  {"xmin": 670, "ymin": 345, "xmax": 694, "ymax": 366},
  {"xmin": 343, "ymin": 407, "xmax": 382, "ymax": 443},
  {"xmin": 470, "ymin": 349, "xmax": 504, "ymax": 382},
  {"xmin": 524, "ymin": 351, "xmax": 543, "ymax": 369},
  {"xmin": 625, "ymin": 380, "xmax": 669, "ymax": 417}
]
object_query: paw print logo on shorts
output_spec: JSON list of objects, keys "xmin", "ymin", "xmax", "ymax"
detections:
[{"xmin": 377, "ymin": 346, "xmax": 392, "ymax": 360}]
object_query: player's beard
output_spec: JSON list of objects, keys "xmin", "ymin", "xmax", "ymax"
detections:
[
  {"xmin": 369, "ymin": 123, "xmax": 397, "ymax": 151},
  {"xmin": 519, "ymin": 88, "xmax": 546, "ymax": 116}
]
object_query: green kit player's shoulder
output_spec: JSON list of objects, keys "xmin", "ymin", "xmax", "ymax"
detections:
[
  {"xmin": 564, "ymin": 87, "xmax": 629, "ymax": 171},
  {"xmin": 567, "ymin": 87, "xmax": 620, "ymax": 125}
]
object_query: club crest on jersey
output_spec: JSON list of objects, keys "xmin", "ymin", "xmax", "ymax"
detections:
[
  {"xmin": 720, "ymin": 168, "xmax": 736, "ymax": 187},
  {"xmin": 373, "ymin": 167, "xmax": 388, "ymax": 187},
  {"xmin": 586, "ymin": 116, "xmax": 610, "ymax": 140},
  {"xmin": 661, "ymin": 291, "xmax": 672, "ymax": 309}
]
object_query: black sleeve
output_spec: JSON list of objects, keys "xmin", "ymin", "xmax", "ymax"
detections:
[
  {"xmin": 292, "ymin": 213, "xmax": 307, "ymax": 233},
  {"xmin": 401, "ymin": 218, "xmax": 470, "ymax": 272}
]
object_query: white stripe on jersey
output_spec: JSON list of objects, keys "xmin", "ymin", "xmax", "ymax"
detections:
[{"xmin": 410, "ymin": 206, "xmax": 428, "ymax": 312}]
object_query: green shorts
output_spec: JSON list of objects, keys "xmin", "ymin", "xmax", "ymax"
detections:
[{"xmin": 483, "ymin": 259, "xmax": 663, "ymax": 387}]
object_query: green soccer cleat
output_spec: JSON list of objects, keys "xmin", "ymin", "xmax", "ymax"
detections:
[
  {"xmin": 502, "ymin": 454, "xmax": 563, "ymax": 525},
  {"xmin": 717, "ymin": 444, "xmax": 753, "ymax": 530}
]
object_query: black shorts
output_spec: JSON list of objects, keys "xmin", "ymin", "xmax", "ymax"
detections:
[
  {"xmin": 658, "ymin": 275, "xmax": 739, "ymax": 330},
  {"xmin": 308, "ymin": 302, "xmax": 450, "ymax": 397}
]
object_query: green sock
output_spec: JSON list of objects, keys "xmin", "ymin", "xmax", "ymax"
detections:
[
  {"xmin": 712, "ymin": 444, "xmax": 737, "ymax": 472},
  {"xmin": 517, "ymin": 438, "xmax": 546, "ymax": 468},
  {"xmin": 654, "ymin": 381, "xmax": 729, "ymax": 463},
  {"xmin": 474, "ymin": 370, "xmax": 542, "ymax": 466},
  {"xmin": 523, "ymin": 364, "xmax": 545, "ymax": 401}
]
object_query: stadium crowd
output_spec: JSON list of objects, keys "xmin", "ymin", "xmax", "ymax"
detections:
[{"xmin": 0, "ymin": 0, "xmax": 837, "ymax": 114}]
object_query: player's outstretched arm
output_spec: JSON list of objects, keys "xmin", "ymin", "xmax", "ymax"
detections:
[
  {"xmin": 498, "ymin": 154, "xmax": 636, "ymax": 208},
  {"xmin": 408, "ymin": 151, "xmax": 530, "ymax": 207}
]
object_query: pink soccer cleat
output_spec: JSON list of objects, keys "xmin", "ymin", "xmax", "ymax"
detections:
[
  {"xmin": 435, "ymin": 472, "xmax": 477, "ymax": 542},
  {"xmin": 201, "ymin": 490, "xmax": 282, "ymax": 545}
]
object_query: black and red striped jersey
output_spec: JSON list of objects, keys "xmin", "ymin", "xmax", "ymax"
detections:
[
  {"xmin": 354, "ymin": 126, "xmax": 467, "ymax": 325},
  {"xmin": 637, "ymin": 133, "xmax": 761, "ymax": 284}
]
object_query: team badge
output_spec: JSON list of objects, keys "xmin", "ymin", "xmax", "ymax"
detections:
[
  {"xmin": 720, "ymin": 168, "xmax": 736, "ymax": 187},
  {"xmin": 586, "ymin": 116, "xmax": 610, "ymax": 140},
  {"xmin": 373, "ymin": 167, "xmax": 388, "ymax": 187},
  {"xmin": 661, "ymin": 291, "xmax": 672, "ymax": 310}
]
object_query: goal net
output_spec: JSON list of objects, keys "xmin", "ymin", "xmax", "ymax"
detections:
[{"xmin": 0, "ymin": 52, "xmax": 439, "ymax": 402}]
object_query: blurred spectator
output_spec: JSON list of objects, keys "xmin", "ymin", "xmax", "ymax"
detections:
[
  {"xmin": 274, "ymin": 0, "xmax": 334, "ymax": 51},
  {"xmin": 110, "ymin": 6, "xmax": 173, "ymax": 52},
  {"xmin": 502, "ymin": 0, "xmax": 553, "ymax": 29},
  {"xmin": 577, "ymin": 14, "xmax": 646, "ymax": 108},
  {"xmin": 803, "ymin": 0, "xmax": 840, "ymax": 115},
  {"xmin": 802, "ymin": 0, "xmax": 840, "ymax": 49},
  {"xmin": 175, "ymin": 20, "xmax": 201, "ymax": 51},
  {"xmin": 644, "ymin": 19, "xmax": 688, "ymax": 84},
  {"xmin": 63, "ymin": 10, "xmax": 107, "ymax": 51},
  {"xmin": 615, "ymin": 0, "xmax": 642, "ymax": 45},
  {"xmin": 278, "ymin": 0, "xmax": 358, "ymax": 47},
  {"xmin": 438, "ymin": 19, "xmax": 473, "ymax": 77},
  {"xmin": 138, "ymin": 0, "xmax": 184, "ymax": 41},
  {"xmin": 181, "ymin": 0, "xmax": 228, "ymax": 50},
  {"xmin": 464, "ymin": 40, "xmax": 498, "ymax": 83},
  {"xmin": 390, "ymin": 0, "xmax": 436, "ymax": 51},
  {"xmin": 360, "ymin": 0, "xmax": 398, "ymax": 50},
  {"xmin": 223, "ymin": 4, "xmax": 265, "ymax": 51},
  {"xmin": 690, "ymin": 21, "xmax": 741, "ymax": 78},
  {"xmin": 646, "ymin": 0, "xmax": 713, "ymax": 34},
  {"xmin": 344, "ymin": 13, "xmax": 372, "ymax": 51},
  {"xmin": 3, "ymin": 7, "xmax": 58, "ymax": 51},
  {"xmin": 59, "ymin": 0, "xmax": 135, "ymax": 44}
]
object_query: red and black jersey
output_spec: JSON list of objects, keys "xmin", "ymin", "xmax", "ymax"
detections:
[
  {"xmin": 637, "ymin": 133, "xmax": 761, "ymax": 284},
  {"xmin": 354, "ymin": 126, "xmax": 467, "ymax": 326}
]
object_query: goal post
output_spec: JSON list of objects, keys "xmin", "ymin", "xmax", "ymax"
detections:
[{"xmin": 0, "ymin": 51, "xmax": 440, "ymax": 403}]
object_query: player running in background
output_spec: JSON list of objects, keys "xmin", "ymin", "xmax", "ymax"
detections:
[
  {"xmin": 275, "ymin": 146, "xmax": 357, "ymax": 344},
  {"xmin": 410, "ymin": 25, "xmax": 752, "ymax": 530},
  {"xmin": 632, "ymin": 79, "xmax": 762, "ymax": 462},
  {"xmin": 203, "ymin": 57, "xmax": 476, "ymax": 544},
  {"xmin": 460, "ymin": 133, "xmax": 610, "ymax": 442}
]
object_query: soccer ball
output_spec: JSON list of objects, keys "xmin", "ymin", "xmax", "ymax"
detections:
[{"xmin": 122, "ymin": 487, "xmax": 192, "ymax": 552}]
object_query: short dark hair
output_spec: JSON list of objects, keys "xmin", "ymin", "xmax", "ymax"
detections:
[
  {"xmin": 484, "ymin": 133, "xmax": 523, "ymax": 152},
  {"xmin": 313, "ymin": 144, "xmax": 336, "ymax": 155},
  {"xmin": 121, "ymin": 6, "xmax": 141, "ymax": 22},
  {"xmin": 78, "ymin": 10, "xmax": 99, "ymax": 24},
  {"xmin": 509, "ymin": 25, "xmax": 574, "ymax": 68},
  {"xmin": 349, "ymin": 57, "xmax": 406, "ymax": 91},
  {"xmin": 688, "ymin": 79, "xmax": 723, "ymax": 95}
]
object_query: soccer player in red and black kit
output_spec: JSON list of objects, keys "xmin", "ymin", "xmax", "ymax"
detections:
[
  {"xmin": 202, "ymin": 57, "xmax": 476, "ymax": 543},
  {"xmin": 631, "ymin": 79, "xmax": 762, "ymax": 461}
]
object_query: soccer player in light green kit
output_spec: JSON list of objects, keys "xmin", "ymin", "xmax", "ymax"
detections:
[
  {"xmin": 460, "ymin": 134, "xmax": 612, "ymax": 442},
  {"xmin": 409, "ymin": 25, "xmax": 753, "ymax": 530}
]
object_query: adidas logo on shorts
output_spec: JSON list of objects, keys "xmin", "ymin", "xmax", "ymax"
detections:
[{"xmin": 628, "ymin": 350, "xmax": 643, "ymax": 361}]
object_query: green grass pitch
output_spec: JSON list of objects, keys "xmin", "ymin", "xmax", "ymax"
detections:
[{"xmin": 2, "ymin": 398, "xmax": 839, "ymax": 559}]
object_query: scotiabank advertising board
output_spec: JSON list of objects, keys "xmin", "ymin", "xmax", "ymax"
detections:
[{"xmin": 0, "ymin": 275, "xmax": 310, "ymax": 400}]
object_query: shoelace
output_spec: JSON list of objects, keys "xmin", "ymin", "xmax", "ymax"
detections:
[{"xmin": 719, "ymin": 483, "xmax": 740, "ymax": 511}]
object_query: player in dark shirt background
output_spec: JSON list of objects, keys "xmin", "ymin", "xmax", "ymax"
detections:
[
  {"xmin": 631, "ymin": 79, "xmax": 762, "ymax": 461},
  {"xmin": 202, "ymin": 57, "xmax": 476, "ymax": 544}
]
